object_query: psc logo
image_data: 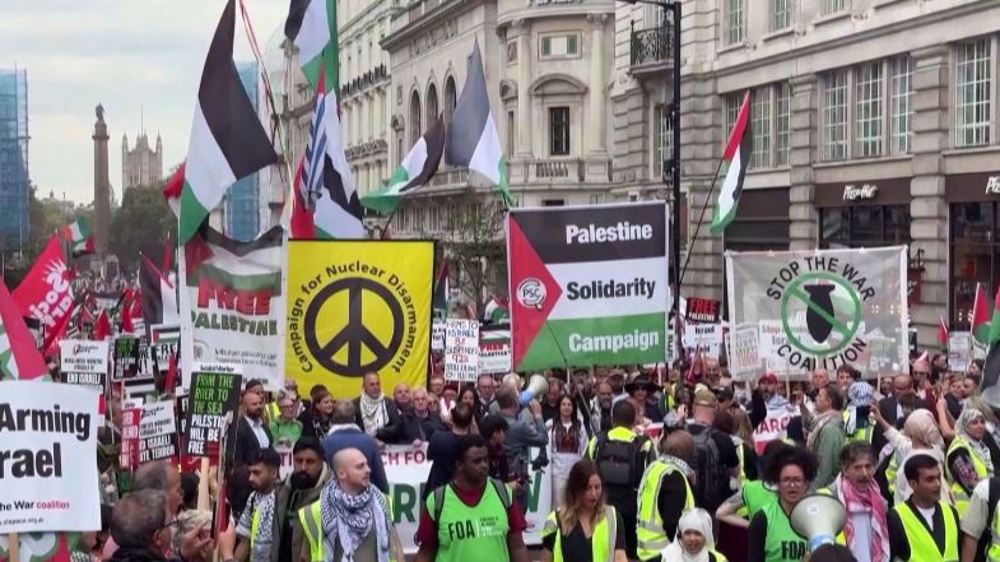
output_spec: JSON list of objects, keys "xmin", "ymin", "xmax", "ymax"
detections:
[{"xmin": 516, "ymin": 278, "xmax": 546, "ymax": 309}]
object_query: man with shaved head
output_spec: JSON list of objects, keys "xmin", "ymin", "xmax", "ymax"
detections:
[
  {"xmin": 873, "ymin": 373, "xmax": 918, "ymax": 457},
  {"xmin": 297, "ymin": 448, "xmax": 402, "ymax": 562}
]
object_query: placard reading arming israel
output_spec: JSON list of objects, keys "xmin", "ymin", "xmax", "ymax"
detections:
[
  {"xmin": 508, "ymin": 202, "xmax": 669, "ymax": 371},
  {"xmin": 726, "ymin": 246, "xmax": 908, "ymax": 378}
]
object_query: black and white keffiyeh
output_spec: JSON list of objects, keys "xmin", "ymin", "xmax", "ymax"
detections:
[{"xmin": 319, "ymin": 481, "xmax": 391, "ymax": 562}]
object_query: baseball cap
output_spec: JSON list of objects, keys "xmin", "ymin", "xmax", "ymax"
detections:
[{"xmin": 759, "ymin": 372, "xmax": 778, "ymax": 385}]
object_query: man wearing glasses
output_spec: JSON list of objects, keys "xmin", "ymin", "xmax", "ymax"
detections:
[{"xmin": 108, "ymin": 490, "xmax": 214, "ymax": 562}]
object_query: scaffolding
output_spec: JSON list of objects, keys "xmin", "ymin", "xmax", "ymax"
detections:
[{"xmin": 0, "ymin": 68, "xmax": 30, "ymax": 250}]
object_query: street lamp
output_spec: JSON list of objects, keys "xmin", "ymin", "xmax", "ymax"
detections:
[{"xmin": 622, "ymin": 0, "xmax": 682, "ymax": 342}]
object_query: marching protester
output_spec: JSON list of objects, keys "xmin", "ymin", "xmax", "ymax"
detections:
[
  {"xmin": 271, "ymin": 438, "xmax": 331, "ymax": 562},
  {"xmin": 236, "ymin": 384, "xmax": 273, "ymax": 468},
  {"xmin": 234, "ymin": 448, "xmax": 283, "ymax": 562},
  {"xmin": 590, "ymin": 381, "xmax": 615, "ymax": 434},
  {"xmin": 803, "ymin": 386, "xmax": 846, "ymax": 490},
  {"xmin": 548, "ymin": 394, "xmax": 588, "ymax": 507},
  {"xmin": 540, "ymin": 459, "xmax": 627, "ymax": 562},
  {"xmin": 887, "ymin": 454, "xmax": 962, "ymax": 562},
  {"xmin": 686, "ymin": 388, "xmax": 740, "ymax": 516},
  {"xmin": 946, "ymin": 406, "xmax": 995, "ymax": 516},
  {"xmin": 496, "ymin": 382, "xmax": 549, "ymax": 514},
  {"xmin": 872, "ymin": 406, "xmax": 950, "ymax": 504},
  {"xmin": 354, "ymin": 372, "xmax": 399, "ymax": 438},
  {"xmin": 542, "ymin": 377, "xmax": 565, "ymax": 423},
  {"xmin": 415, "ymin": 434, "xmax": 531, "ymax": 562},
  {"xmin": 747, "ymin": 445, "xmax": 816, "ymax": 562},
  {"xmin": 625, "ymin": 373, "xmax": 664, "ymax": 425},
  {"xmin": 586, "ymin": 400, "xmax": 653, "ymax": 560},
  {"xmin": 636, "ymin": 430, "xmax": 695, "ymax": 562},
  {"xmin": 958, "ymin": 472, "xmax": 1000, "ymax": 562},
  {"xmin": 660, "ymin": 508, "xmax": 728, "ymax": 562},
  {"xmin": 844, "ymin": 381, "xmax": 875, "ymax": 443},
  {"xmin": 109, "ymin": 490, "xmax": 214, "ymax": 562},
  {"xmin": 871, "ymin": 374, "xmax": 917, "ymax": 457},
  {"xmin": 475, "ymin": 373, "xmax": 497, "ymax": 422},
  {"xmin": 299, "ymin": 387, "xmax": 335, "ymax": 439},
  {"xmin": 481, "ymin": 414, "xmax": 516, "ymax": 485},
  {"xmin": 823, "ymin": 442, "xmax": 890, "ymax": 562},
  {"xmin": 298, "ymin": 448, "xmax": 404, "ymax": 562},
  {"xmin": 271, "ymin": 391, "xmax": 305, "ymax": 448},
  {"xmin": 320, "ymin": 400, "xmax": 389, "ymax": 494},
  {"xmin": 426, "ymin": 402, "xmax": 477, "ymax": 499}
]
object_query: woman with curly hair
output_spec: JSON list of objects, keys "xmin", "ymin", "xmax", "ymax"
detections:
[{"xmin": 747, "ymin": 445, "xmax": 818, "ymax": 562}]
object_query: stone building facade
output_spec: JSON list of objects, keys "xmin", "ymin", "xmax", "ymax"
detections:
[{"xmin": 121, "ymin": 130, "xmax": 162, "ymax": 192}]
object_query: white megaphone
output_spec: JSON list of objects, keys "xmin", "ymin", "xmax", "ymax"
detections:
[
  {"xmin": 789, "ymin": 494, "xmax": 846, "ymax": 552},
  {"xmin": 519, "ymin": 374, "xmax": 549, "ymax": 406}
]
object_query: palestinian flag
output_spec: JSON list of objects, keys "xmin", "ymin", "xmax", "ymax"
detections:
[
  {"xmin": 184, "ymin": 222, "xmax": 283, "ymax": 297},
  {"xmin": 61, "ymin": 217, "xmax": 95, "ymax": 257},
  {"xmin": 93, "ymin": 310, "xmax": 111, "ymax": 341},
  {"xmin": 445, "ymin": 42, "xmax": 511, "ymax": 206},
  {"xmin": 507, "ymin": 202, "xmax": 668, "ymax": 371},
  {"xmin": 938, "ymin": 316, "xmax": 949, "ymax": 351},
  {"xmin": 972, "ymin": 283, "xmax": 991, "ymax": 344},
  {"xmin": 710, "ymin": 90, "xmax": 752, "ymax": 235},
  {"xmin": 284, "ymin": 0, "xmax": 338, "ymax": 92},
  {"xmin": 432, "ymin": 260, "xmax": 448, "ymax": 317},
  {"xmin": 362, "ymin": 116, "xmax": 445, "ymax": 215},
  {"xmin": 178, "ymin": 0, "xmax": 278, "ymax": 244},
  {"xmin": 140, "ymin": 255, "xmax": 180, "ymax": 340},
  {"xmin": 989, "ymin": 287, "xmax": 1000, "ymax": 345},
  {"xmin": 0, "ymin": 278, "xmax": 49, "ymax": 381},
  {"xmin": 290, "ymin": 65, "xmax": 364, "ymax": 239},
  {"xmin": 484, "ymin": 295, "xmax": 510, "ymax": 324}
]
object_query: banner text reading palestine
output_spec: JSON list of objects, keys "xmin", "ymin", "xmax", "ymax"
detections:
[
  {"xmin": 0, "ymin": 404, "xmax": 90, "ymax": 478},
  {"xmin": 191, "ymin": 280, "xmax": 277, "ymax": 336}
]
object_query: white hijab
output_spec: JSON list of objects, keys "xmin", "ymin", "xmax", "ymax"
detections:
[{"xmin": 660, "ymin": 508, "xmax": 715, "ymax": 562}]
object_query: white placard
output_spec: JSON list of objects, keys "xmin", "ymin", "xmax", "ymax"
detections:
[
  {"xmin": 728, "ymin": 324, "xmax": 761, "ymax": 377},
  {"xmin": 0, "ymin": 381, "xmax": 100, "ymax": 533},
  {"xmin": 949, "ymin": 332, "xmax": 972, "ymax": 373},
  {"xmin": 59, "ymin": 340, "xmax": 109, "ymax": 375},
  {"xmin": 444, "ymin": 319, "xmax": 480, "ymax": 382},
  {"xmin": 138, "ymin": 401, "xmax": 177, "ymax": 464},
  {"xmin": 431, "ymin": 319, "xmax": 446, "ymax": 352},
  {"xmin": 682, "ymin": 323, "xmax": 723, "ymax": 359},
  {"xmin": 479, "ymin": 335, "xmax": 512, "ymax": 375}
]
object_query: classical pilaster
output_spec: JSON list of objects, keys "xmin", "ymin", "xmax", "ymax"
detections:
[
  {"xmin": 788, "ymin": 75, "xmax": 819, "ymax": 250},
  {"xmin": 586, "ymin": 13, "xmax": 609, "ymax": 156},
  {"xmin": 909, "ymin": 45, "xmax": 950, "ymax": 344},
  {"xmin": 510, "ymin": 19, "xmax": 533, "ymax": 157}
]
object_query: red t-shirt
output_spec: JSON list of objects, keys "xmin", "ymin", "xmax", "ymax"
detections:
[{"xmin": 415, "ymin": 481, "xmax": 527, "ymax": 548}]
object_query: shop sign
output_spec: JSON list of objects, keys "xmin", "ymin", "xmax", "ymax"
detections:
[
  {"xmin": 986, "ymin": 176, "xmax": 1000, "ymax": 195},
  {"xmin": 843, "ymin": 183, "xmax": 879, "ymax": 201}
]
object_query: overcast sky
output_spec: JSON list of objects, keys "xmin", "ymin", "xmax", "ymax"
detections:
[{"xmin": 0, "ymin": 0, "xmax": 289, "ymax": 205}]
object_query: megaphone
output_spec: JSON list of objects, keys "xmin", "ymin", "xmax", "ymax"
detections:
[
  {"xmin": 789, "ymin": 494, "xmax": 846, "ymax": 552},
  {"xmin": 519, "ymin": 374, "xmax": 549, "ymax": 406}
]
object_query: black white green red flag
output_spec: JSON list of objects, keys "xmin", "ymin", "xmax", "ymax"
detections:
[
  {"xmin": 284, "ymin": 0, "xmax": 338, "ymax": 93},
  {"xmin": 61, "ymin": 217, "xmax": 95, "ymax": 257},
  {"xmin": 507, "ymin": 202, "xmax": 669, "ymax": 371},
  {"xmin": 710, "ymin": 91, "xmax": 752, "ymax": 235},
  {"xmin": 361, "ymin": 116, "xmax": 445, "ymax": 215},
  {"xmin": 178, "ymin": 0, "xmax": 278, "ymax": 244}
]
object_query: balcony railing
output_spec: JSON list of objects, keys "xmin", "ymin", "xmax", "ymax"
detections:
[
  {"xmin": 340, "ymin": 64, "xmax": 389, "ymax": 98},
  {"xmin": 630, "ymin": 25, "xmax": 672, "ymax": 69}
]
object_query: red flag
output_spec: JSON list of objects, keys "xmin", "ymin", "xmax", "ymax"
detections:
[
  {"xmin": 13, "ymin": 234, "xmax": 74, "ymax": 332},
  {"xmin": 94, "ymin": 310, "xmax": 111, "ymax": 341},
  {"xmin": 0, "ymin": 278, "xmax": 49, "ymax": 380},
  {"xmin": 938, "ymin": 316, "xmax": 949, "ymax": 351},
  {"xmin": 43, "ymin": 302, "xmax": 76, "ymax": 358},
  {"xmin": 121, "ymin": 298, "xmax": 135, "ymax": 334},
  {"xmin": 163, "ymin": 163, "xmax": 185, "ymax": 215},
  {"xmin": 164, "ymin": 352, "xmax": 178, "ymax": 395},
  {"xmin": 972, "ymin": 283, "xmax": 990, "ymax": 344}
]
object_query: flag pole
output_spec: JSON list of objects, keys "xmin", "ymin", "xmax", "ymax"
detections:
[{"xmin": 678, "ymin": 155, "xmax": 727, "ymax": 288}]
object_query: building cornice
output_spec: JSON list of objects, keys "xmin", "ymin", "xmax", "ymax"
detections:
[
  {"xmin": 496, "ymin": 4, "xmax": 613, "ymax": 29},
  {"xmin": 381, "ymin": 0, "xmax": 482, "ymax": 51}
]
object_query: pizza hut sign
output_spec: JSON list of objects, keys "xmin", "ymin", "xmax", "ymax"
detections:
[
  {"xmin": 843, "ymin": 183, "xmax": 879, "ymax": 201},
  {"xmin": 986, "ymin": 176, "xmax": 1000, "ymax": 195}
]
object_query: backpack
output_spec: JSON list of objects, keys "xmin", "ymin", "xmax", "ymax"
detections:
[
  {"xmin": 594, "ymin": 433, "xmax": 648, "ymax": 489},
  {"xmin": 691, "ymin": 428, "xmax": 726, "ymax": 512}
]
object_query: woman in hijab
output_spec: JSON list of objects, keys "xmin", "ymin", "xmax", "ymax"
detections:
[
  {"xmin": 946, "ymin": 406, "xmax": 994, "ymax": 516},
  {"xmin": 661, "ymin": 508, "xmax": 728, "ymax": 562},
  {"xmin": 872, "ymin": 407, "xmax": 950, "ymax": 505}
]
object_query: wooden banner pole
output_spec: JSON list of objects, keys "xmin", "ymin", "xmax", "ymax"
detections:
[{"xmin": 8, "ymin": 533, "xmax": 18, "ymax": 562}]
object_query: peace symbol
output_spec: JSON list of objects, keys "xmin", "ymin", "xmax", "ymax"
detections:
[{"xmin": 304, "ymin": 278, "xmax": 404, "ymax": 377}]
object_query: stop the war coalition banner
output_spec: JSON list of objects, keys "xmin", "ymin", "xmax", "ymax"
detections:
[
  {"xmin": 726, "ymin": 246, "xmax": 908, "ymax": 378},
  {"xmin": 179, "ymin": 225, "xmax": 285, "ymax": 391},
  {"xmin": 507, "ymin": 202, "xmax": 669, "ymax": 370},
  {"xmin": 0, "ymin": 381, "xmax": 100, "ymax": 533}
]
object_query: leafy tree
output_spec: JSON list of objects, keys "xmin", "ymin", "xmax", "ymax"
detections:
[{"xmin": 109, "ymin": 182, "xmax": 176, "ymax": 271}]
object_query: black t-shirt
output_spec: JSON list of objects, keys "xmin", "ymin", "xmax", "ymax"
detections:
[
  {"xmin": 542, "ymin": 510, "xmax": 626, "ymax": 562},
  {"xmin": 424, "ymin": 430, "xmax": 462, "ymax": 499}
]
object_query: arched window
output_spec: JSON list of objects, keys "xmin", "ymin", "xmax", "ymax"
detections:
[
  {"xmin": 409, "ymin": 91, "xmax": 422, "ymax": 146},
  {"xmin": 444, "ymin": 77, "xmax": 457, "ymax": 125},
  {"xmin": 426, "ymin": 84, "xmax": 439, "ymax": 126}
]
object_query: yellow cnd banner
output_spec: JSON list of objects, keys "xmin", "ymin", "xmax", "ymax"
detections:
[{"xmin": 286, "ymin": 240, "xmax": 434, "ymax": 399}]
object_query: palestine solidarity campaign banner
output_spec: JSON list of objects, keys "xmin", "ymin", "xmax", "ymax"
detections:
[
  {"xmin": 285, "ymin": 241, "xmax": 433, "ymax": 399},
  {"xmin": 179, "ymin": 224, "xmax": 285, "ymax": 391},
  {"xmin": 726, "ymin": 246, "xmax": 908, "ymax": 378},
  {"xmin": 507, "ymin": 202, "xmax": 669, "ymax": 371}
]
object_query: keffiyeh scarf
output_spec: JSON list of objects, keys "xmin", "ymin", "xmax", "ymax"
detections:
[
  {"xmin": 835, "ymin": 474, "xmax": 889, "ymax": 562},
  {"xmin": 845, "ymin": 382, "xmax": 874, "ymax": 435},
  {"xmin": 320, "ymin": 481, "xmax": 391, "ymax": 562},
  {"xmin": 248, "ymin": 491, "xmax": 276, "ymax": 562},
  {"xmin": 359, "ymin": 394, "xmax": 388, "ymax": 436}
]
